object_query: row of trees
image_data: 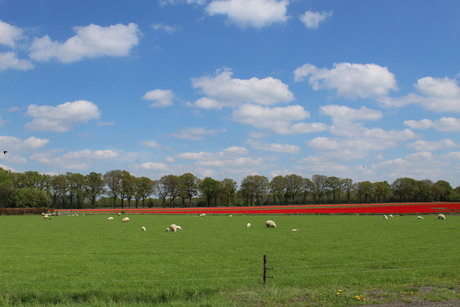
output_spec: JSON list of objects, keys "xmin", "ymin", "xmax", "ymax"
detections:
[{"xmin": 0, "ymin": 167, "xmax": 459, "ymax": 209}]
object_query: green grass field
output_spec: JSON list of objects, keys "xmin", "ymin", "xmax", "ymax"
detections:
[{"xmin": 0, "ymin": 214, "xmax": 459, "ymax": 306}]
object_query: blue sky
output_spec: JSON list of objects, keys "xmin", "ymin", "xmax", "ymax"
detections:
[{"xmin": 1, "ymin": 0, "xmax": 460, "ymax": 187}]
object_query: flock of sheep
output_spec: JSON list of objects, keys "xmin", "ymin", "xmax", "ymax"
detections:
[
  {"xmin": 42, "ymin": 212, "xmax": 447, "ymax": 233},
  {"xmin": 102, "ymin": 213, "xmax": 281, "ymax": 233},
  {"xmin": 383, "ymin": 213, "xmax": 447, "ymax": 220}
]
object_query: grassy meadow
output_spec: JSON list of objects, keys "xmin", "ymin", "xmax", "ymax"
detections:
[{"xmin": 0, "ymin": 213, "xmax": 459, "ymax": 306}]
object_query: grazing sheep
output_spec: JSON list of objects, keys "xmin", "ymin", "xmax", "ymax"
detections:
[
  {"xmin": 168, "ymin": 224, "xmax": 178, "ymax": 232},
  {"xmin": 107, "ymin": 217, "xmax": 114, "ymax": 221},
  {"xmin": 266, "ymin": 220, "xmax": 277, "ymax": 228},
  {"xmin": 246, "ymin": 223, "xmax": 252, "ymax": 228},
  {"xmin": 438, "ymin": 214, "xmax": 446, "ymax": 220},
  {"xmin": 141, "ymin": 226, "xmax": 147, "ymax": 231},
  {"xmin": 291, "ymin": 228, "xmax": 299, "ymax": 231},
  {"xmin": 417, "ymin": 216, "xmax": 424, "ymax": 220},
  {"xmin": 122, "ymin": 217, "xmax": 130, "ymax": 222},
  {"xmin": 383, "ymin": 215, "xmax": 388, "ymax": 220},
  {"xmin": 229, "ymin": 215, "xmax": 232, "ymax": 217},
  {"xmin": 389, "ymin": 214, "xmax": 393, "ymax": 218},
  {"xmin": 199, "ymin": 213, "xmax": 206, "ymax": 217},
  {"xmin": 118, "ymin": 212, "xmax": 121, "ymax": 216},
  {"xmin": 43, "ymin": 214, "xmax": 49, "ymax": 219}
]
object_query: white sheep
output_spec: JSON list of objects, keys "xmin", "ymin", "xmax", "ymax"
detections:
[
  {"xmin": 417, "ymin": 216, "xmax": 424, "ymax": 220},
  {"xmin": 291, "ymin": 228, "xmax": 299, "ymax": 231},
  {"xmin": 389, "ymin": 214, "xmax": 394, "ymax": 218},
  {"xmin": 122, "ymin": 217, "xmax": 130, "ymax": 222},
  {"xmin": 246, "ymin": 223, "xmax": 252, "ymax": 228},
  {"xmin": 199, "ymin": 213, "xmax": 206, "ymax": 217},
  {"xmin": 266, "ymin": 220, "xmax": 277, "ymax": 228},
  {"xmin": 168, "ymin": 224, "xmax": 179, "ymax": 232},
  {"xmin": 118, "ymin": 212, "xmax": 121, "ymax": 216},
  {"xmin": 141, "ymin": 226, "xmax": 147, "ymax": 231},
  {"xmin": 438, "ymin": 214, "xmax": 446, "ymax": 220},
  {"xmin": 43, "ymin": 214, "xmax": 49, "ymax": 219},
  {"xmin": 383, "ymin": 215, "xmax": 388, "ymax": 220},
  {"xmin": 107, "ymin": 217, "xmax": 114, "ymax": 221}
]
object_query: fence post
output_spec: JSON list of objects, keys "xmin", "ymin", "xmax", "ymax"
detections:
[{"xmin": 263, "ymin": 255, "xmax": 273, "ymax": 284}]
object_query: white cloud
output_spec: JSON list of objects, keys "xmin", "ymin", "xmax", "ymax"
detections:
[
  {"xmin": 192, "ymin": 69, "xmax": 294, "ymax": 109},
  {"xmin": 25, "ymin": 100, "xmax": 101, "ymax": 132},
  {"xmin": 299, "ymin": 11, "xmax": 332, "ymax": 29},
  {"xmin": 233, "ymin": 103, "xmax": 327, "ymax": 134},
  {"xmin": 137, "ymin": 161, "xmax": 169, "ymax": 171},
  {"xmin": 414, "ymin": 77, "xmax": 460, "ymax": 112},
  {"xmin": 380, "ymin": 77, "xmax": 460, "ymax": 112},
  {"xmin": 176, "ymin": 146, "xmax": 262, "ymax": 168},
  {"xmin": 0, "ymin": 20, "xmax": 23, "ymax": 47},
  {"xmin": 299, "ymin": 156, "xmax": 348, "ymax": 174},
  {"xmin": 247, "ymin": 139, "xmax": 300, "ymax": 153},
  {"xmin": 373, "ymin": 152, "xmax": 451, "ymax": 182},
  {"xmin": 31, "ymin": 149, "xmax": 119, "ymax": 170},
  {"xmin": 309, "ymin": 105, "xmax": 418, "ymax": 160},
  {"xmin": 152, "ymin": 23, "xmax": 179, "ymax": 34},
  {"xmin": 159, "ymin": 0, "xmax": 206, "ymax": 5},
  {"xmin": 320, "ymin": 104, "xmax": 382, "ymax": 136},
  {"xmin": 29, "ymin": 23, "xmax": 140, "ymax": 63},
  {"xmin": 320, "ymin": 105, "xmax": 382, "ymax": 124},
  {"xmin": 0, "ymin": 52, "xmax": 34, "ymax": 71},
  {"xmin": 206, "ymin": 0, "xmax": 288, "ymax": 29},
  {"xmin": 408, "ymin": 139, "xmax": 456, "ymax": 151},
  {"xmin": 404, "ymin": 117, "xmax": 460, "ymax": 131},
  {"xmin": 294, "ymin": 63, "xmax": 397, "ymax": 99},
  {"xmin": 0, "ymin": 136, "xmax": 49, "ymax": 151},
  {"xmin": 142, "ymin": 89, "xmax": 174, "ymax": 107},
  {"xmin": 169, "ymin": 127, "xmax": 225, "ymax": 140},
  {"xmin": 142, "ymin": 140, "xmax": 172, "ymax": 150}
]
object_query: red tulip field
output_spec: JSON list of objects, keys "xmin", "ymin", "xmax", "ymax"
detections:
[{"xmin": 57, "ymin": 201, "xmax": 460, "ymax": 215}]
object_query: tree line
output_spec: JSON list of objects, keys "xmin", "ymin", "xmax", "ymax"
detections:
[{"xmin": 0, "ymin": 168, "xmax": 459, "ymax": 209}]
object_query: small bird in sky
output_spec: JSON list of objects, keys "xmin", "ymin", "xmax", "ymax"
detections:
[{"xmin": 3, "ymin": 151, "xmax": 6, "ymax": 155}]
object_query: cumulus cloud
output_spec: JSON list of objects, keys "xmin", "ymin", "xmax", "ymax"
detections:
[
  {"xmin": 294, "ymin": 63, "xmax": 398, "ymax": 99},
  {"xmin": 309, "ymin": 104, "xmax": 418, "ymax": 160},
  {"xmin": 404, "ymin": 117, "xmax": 460, "ymax": 131},
  {"xmin": 233, "ymin": 103, "xmax": 327, "ymax": 134},
  {"xmin": 414, "ymin": 77, "xmax": 460, "ymax": 112},
  {"xmin": 159, "ymin": 0, "xmax": 206, "ymax": 5},
  {"xmin": 137, "ymin": 161, "xmax": 169, "ymax": 171},
  {"xmin": 372, "ymin": 152, "xmax": 452, "ymax": 182},
  {"xmin": 142, "ymin": 140, "xmax": 173, "ymax": 150},
  {"xmin": 408, "ymin": 139, "xmax": 456, "ymax": 151},
  {"xmin": 25, "ymin": 100, "xmax": 101, "ymax": 132},
  {"xmin": 191, "ymin": 69, "xmax": 294, "ymax": 109},
  {"xmin": 169, "ymin": 127, "xmax": 225, "ymax": 140},
  {"xmin": 152, "ymin": 23, "xmax": 179, "ymax": 34},
  {"xmin": 0, "ymin": 20, "xmax": 23, "ymax": 47},
  {"xmin": 0, "ymin": 52, "xmax": 34, "ymax": 71},
  {"xmin": 142, "ymin": 89, "xmax": 174, "ymax": 107},
  {"xmin": 31, "ymin": 149, "xmax": 119, "ymax": 170},
  {"xmin": 247, "ymin": 139, "xmax": 300, "ymax": 153},
  {"xmin": 380, "ymin": 77, "xmax": 460, "ymax": 112},
  {"xmin": 29, "ymin": 23, "xmax": 140, "ymax": 63},
  {"xmin": 0, "ymin": 136, "xmax": 49, "ymax": 151},
  {"xmin": 206, "ymin": 0, "xmax": 288, "ymax": 28},
  {"xmin": 299, "ymin": 11, "xmax": 332, "ymax": 29},
  {"xmin": 176, "ymin": 146, "xmax": 261, "ymax": 168}
]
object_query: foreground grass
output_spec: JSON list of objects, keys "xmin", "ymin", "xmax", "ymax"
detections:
[{"xmin": 0, "ymin": 214, "xmax": 458, "ymax": 306}]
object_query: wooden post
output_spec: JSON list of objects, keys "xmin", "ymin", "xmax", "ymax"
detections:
[{"xmin": 263, "ymin": 255, "xmax": 267, "ymax": 284}]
